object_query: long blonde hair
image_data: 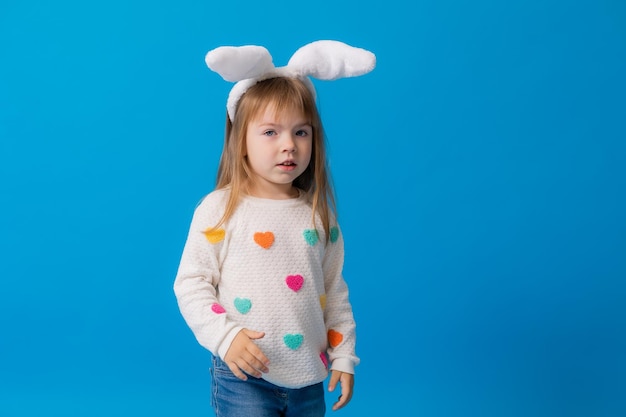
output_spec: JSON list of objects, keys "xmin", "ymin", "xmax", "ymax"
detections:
[{"xmin": 212, "ymin": 76, "xmax": 337, "ymax": 241}]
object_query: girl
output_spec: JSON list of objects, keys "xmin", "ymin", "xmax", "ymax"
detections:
[{"xmin": 174, "ymin": 40, "xmax": 375, "ymax": 417}]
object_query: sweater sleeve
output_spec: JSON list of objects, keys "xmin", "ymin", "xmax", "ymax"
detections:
[
  {"xmin": 323, "ymin": 224, "xmax": 360, "ymax": 374},
  {"xmin": 173, "ymin": 192, "xmax": 243, "ymax": 358}
]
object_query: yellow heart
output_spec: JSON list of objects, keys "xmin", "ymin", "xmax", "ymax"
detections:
[
  {"xmin": 203, "ymin": 228, "xmax": 225, "ymax": 244},
  {"xmin": 319, "ymin": 294, "xmax": 327, "ymax": 310}
]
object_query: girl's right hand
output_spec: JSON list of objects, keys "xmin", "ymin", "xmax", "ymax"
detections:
[{"xmin": 223, "ymin": 329, "xmax": 270, "ymax": 380}]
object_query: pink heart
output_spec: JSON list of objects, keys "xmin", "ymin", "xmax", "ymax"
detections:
[
  {"xmin": 320, "ymin": 352, "xmax": 328, "ymax": 369},
  {"xmin": 285, "ymin": 275, "xmax": 304, "ymax": 292},
  {"xmin": 211, "ymin": 303, "xmax": 226, "ymax": 314}
]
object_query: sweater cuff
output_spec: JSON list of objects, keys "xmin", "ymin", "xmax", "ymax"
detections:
[
  {"xmin": 330, "ymin": 358, "xmax": 355, "ymax": 375},
  {"xmin": 217, "ymin": 326, "xmax": 244, "ymax": 360}
]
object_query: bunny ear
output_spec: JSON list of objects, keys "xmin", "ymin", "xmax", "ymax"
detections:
[
  {"xmin": 287, "ymin": 40, "xmax": 376, "ymax": 80},
  {"xmin": 205, "ymin": 45, "xmax": 275, "ymax": 82},
  {"xmin": 206, "ymin": 40, "xmax": 376, "ymax": 122}
]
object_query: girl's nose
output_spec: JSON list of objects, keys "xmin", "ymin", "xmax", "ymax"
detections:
[{"xmin": 282, "ymin": 134, "xmax": 296, "ymax": 153}]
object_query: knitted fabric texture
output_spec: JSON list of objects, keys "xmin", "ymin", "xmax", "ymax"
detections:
[{"xmin": 174, "ymin": 189, "xmax": 359, "ymax": 389}]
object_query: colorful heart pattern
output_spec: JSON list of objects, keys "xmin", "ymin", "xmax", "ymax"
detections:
[
  {"xmin": 286, "ymin": 275, "xmax": 304, "ymax": 292},
  {"xmin": 328, "ymin": 329, "xmax": 343, "ymax": 348},
  {"xmin": 204, "ymin": 226, "xmax": 349, "ymax": 365},
  {"xmin": 304, "ymin": 227, "xmax": 339, "ymax": 244},
  {"xmin": 211, "ymin": 303, "xmax": 226, "ymax": 314},
  {"xmin": 254, "ymin": 231, "xmax": 274, "ymax": 249},
  {"xmin": 234, "ymin": 297, "xmax": 251, "ymax": 314},
  {"xmin": 283, "ymin": 334, "xmax": 303, "ymax": 350},
  {"xmin": 320, "ymin": 352, "xmax": 329, "ymax": 369},
  {"xmin": 303, "ymin": 229, "xmax": 319, "ymax": 246},
  {"xmin": 204, "ymin": 228, "xmax": 225, "ymax": 244}
]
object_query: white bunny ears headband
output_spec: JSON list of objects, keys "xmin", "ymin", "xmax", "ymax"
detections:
[{"xmin": 205, "ymin": 40, "xmax": 376, "ymax": 121}]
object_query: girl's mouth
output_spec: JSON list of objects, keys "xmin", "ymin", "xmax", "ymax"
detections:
[{"xmin": 278, "ymin": 161, "xmax": 297, "ymax": 171}]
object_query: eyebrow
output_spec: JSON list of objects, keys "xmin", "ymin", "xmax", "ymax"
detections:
[{"xmin": 256, "ymin": 121, "xmax": 312, "ymax": 128}]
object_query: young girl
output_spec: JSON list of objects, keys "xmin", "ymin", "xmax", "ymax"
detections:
[{"xmin": 174, "ymin": 40, "xmax": 375, "ymax": 416}]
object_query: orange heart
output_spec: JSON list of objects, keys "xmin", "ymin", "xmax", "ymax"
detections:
[
  {"xmin": 254, "ymin": 231, "xmax": 274, "ymax": 249},
  {"xmin": 203, "ymin": 228, "xmax": 225, "ymax": 244},
  {"xmin": 328, "ymin": 329, "xmax": 343, "ymax": 348}
]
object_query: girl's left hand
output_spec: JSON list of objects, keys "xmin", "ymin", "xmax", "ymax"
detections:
[{"xmin": 328, "ymin": 370, "xmax": 354, "ymax": 411}]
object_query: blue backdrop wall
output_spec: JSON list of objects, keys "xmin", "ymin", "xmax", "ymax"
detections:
[{"xmin": 1, "ymin": 0, "xmax": 624, "ymax": 416}]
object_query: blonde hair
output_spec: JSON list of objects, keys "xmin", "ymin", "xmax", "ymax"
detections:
[{"xmin": 212, "ymin": 77, "xmax": 337, "ymax": 241}]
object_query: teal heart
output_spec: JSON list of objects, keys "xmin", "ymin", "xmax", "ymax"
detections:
[
  {"xmin": 283, "ymin": 334, "xmax": 303, "ymax": 350},
  {"xmin": 330, "ymin": 226, "xmax": 339, "ymax": 243},
  {"xmin": 303, "ymin": 229, "xmax": 319, "ymax": 246},
  {"xmin": 234, "ymin": 297, "xmax": 251, "ymax": 314}
]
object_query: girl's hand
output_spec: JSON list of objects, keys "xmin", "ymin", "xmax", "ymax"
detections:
[
  {"xmin": 328, "ymin": 370, "xmax": 354, "ymax": 411},
  {"xmin": 224, "ymin": 329, "xmax": 270, "ymax": 380}
]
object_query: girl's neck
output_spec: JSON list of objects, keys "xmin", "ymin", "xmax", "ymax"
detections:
[{"xmin": 245, "ymin": 183, "xmax": 300, "ymax": 200}]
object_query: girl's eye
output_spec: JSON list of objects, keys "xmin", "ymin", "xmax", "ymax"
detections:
[
  {"xmin": 263, "ymin": 130, "xmax": 276, "ymax": 136},
  {"xmin": 295, "ymin": 129, "xmax": 310, "ymax": 137}
]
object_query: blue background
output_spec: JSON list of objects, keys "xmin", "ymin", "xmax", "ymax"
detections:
[{"xmin": 1, "ymin": 0, "xmax": 625, "ymax": 416}]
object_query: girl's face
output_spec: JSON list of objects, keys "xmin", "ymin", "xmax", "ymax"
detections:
[{"xmin": 245, "ymin": 104, "xmax": 312, "ymax": 199}]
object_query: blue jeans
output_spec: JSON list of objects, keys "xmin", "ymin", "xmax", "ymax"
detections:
[{"xmin": 210, "ymin": 356, "xmax": 326, "ymax": 417}]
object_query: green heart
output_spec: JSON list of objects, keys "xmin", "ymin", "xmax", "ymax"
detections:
[
  {"xmin": 283, "ymin": 334, "xmax": 303, "ymax": 350},
  {"xmin": 234, "ymin": 298, "xmax": 251, "ymax": 314},
  {"xmin": 330, "ymin": 226, "xmax": 339, "ymax": 243},
  {"xmin": 303, "ymin": 229, "xmax": 319, "ymax": 246}
]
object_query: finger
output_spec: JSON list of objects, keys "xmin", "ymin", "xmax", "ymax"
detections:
[
  {"xmin": 226, "ymin": 361, "xmax": 248, "ymax": 381},
  {"xmin": 247, "ymin": 355, "xmax": 269, "ymax": 374},
  {"xmin": 248, "ymin": 353, "xmax": 270, "ymax": 372},
  {"xmin": 332, "ymin": 374, "xmax": 353, "ymax": 411},
  {"xmin": 332, "ymin": 394, "xmax": 347, "ymax": 411},
  {"xmin": 332, "ymin": 388, "xmax": 351, "ymax": 411},
  {"xmin": 241, "ymin": 348, "xmax": 271, "ymax": 377},
  {"xmin": 327, "ymin": 370, "xmax": 340, "ymax": 392},
  {"xmin": 246, "ymin": 345, "xmax": 270, "ymax": 370},
  {"xmin": 242, "ymin": 365, "xmax": 263, "ymax": 378},
  {"xmin": 243, "ymin": 329, "xmax": 266, "ymax": 340},
  {"xmin": 237, "ymin": 356, "xmax": 266, "ymax": 378}
]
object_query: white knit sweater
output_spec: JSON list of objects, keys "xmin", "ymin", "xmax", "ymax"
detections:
[{"xmin": 174, "ymin": 189, "xmax": 359, "ymax": 389}]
